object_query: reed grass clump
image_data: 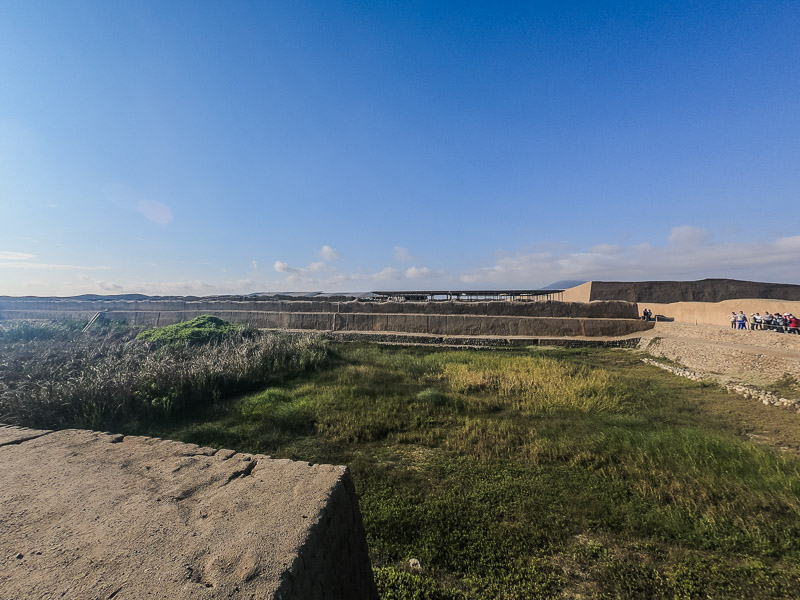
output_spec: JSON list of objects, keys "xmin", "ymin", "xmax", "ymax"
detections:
[{"xmin": 0, "ymin": 318, "xmax": 330, "ymax": 430}]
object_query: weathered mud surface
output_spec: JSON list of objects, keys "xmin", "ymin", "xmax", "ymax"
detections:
[
  {"xmin": 0, "ymin": 427, "xmax": 377, "ymax": 600},
  {"xmin": 0, "ymin": 297, "xmax": 651, "ymax": 338}
]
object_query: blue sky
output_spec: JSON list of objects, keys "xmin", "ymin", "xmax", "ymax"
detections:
[{"xmin": 1, "ymin": 1, "xmax": 799, "ymax": 295}]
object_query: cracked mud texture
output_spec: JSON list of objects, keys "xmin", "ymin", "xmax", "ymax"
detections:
[{"xmin": 0, "ymin": 427, "xmax": 377, "ymax": 600}]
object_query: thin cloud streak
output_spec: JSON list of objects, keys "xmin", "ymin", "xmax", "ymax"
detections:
[
  {"xmin": 0, "ymin": 251, "xmax": 35, "ymax": 260},
  {"xmin": 0, "ymin": 262, "xmax": 111, "ymax": 270},
  {"xmin": 137, "ymin": 200, "xmax": 173, "ymax": 225}
]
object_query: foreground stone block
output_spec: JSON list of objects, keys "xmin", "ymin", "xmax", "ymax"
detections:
[{"xmin": 0, "ymin": 426, "xmax": 377, "ymax": 599}]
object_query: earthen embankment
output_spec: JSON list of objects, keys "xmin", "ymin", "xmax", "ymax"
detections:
[
  {"xmin": 0, "ymin": 425, "xmax": 378, "ymax": 599},
  {"xmin": 0, "ymin": 297, "xmax": 652, "ymax": 338}
]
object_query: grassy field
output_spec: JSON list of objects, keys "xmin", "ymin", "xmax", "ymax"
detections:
[{"xmin": 129, "ymin": 342, "xmax": 800, "ymax": 599}]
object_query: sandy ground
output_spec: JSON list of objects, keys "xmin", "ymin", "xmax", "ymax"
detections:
[{"xmin": 639, "ymin": 322, "xmax": 800, "ymax": 389}]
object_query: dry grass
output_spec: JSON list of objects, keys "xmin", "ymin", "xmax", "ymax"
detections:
[{"xmin": 437, "ymin": 354, "xmax": 633, "ymax": 413}]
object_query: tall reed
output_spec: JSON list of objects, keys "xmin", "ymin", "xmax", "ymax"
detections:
[{"xmin": 0, "ymin": 320, "xmax": 330, "ymax": 430}]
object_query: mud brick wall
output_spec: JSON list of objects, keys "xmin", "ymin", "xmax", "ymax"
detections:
[{"xmin": 0, "ymin": 298, "xmax": 652, "ymax": 337}]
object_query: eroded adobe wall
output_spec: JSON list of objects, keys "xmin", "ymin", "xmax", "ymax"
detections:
[
  {"xmin": 641, "ymin": 299, "xmax": 800, "ymax": 327},
  {"xmin": 0, "ymin": 298, "xmax": 639, "ymax": 318},
  {"xmin": 0, "ymin": 425, "xmax": 377, "ymax": 600},
  {"xmin": 587, "ymin": 279, "xmax": 800, "ymax": 303},
  {"xmin": 0, "ymin": 298, "xmax": 651, "ymax": 337}
]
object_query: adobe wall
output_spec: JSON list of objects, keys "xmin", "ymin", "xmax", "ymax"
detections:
[
  {"xmin": 0, "ymin": 425, "xmax": 377, "ymax": 600},
  {"xmin": 641, "ymin": 299, "xmax": 800, "ymax": 327},
  {"xmin": 0, "ymin": 298, "xmax": 639, "ymax": 319},
  {"xmin": 0, "ymin": 298, "xmax": 651, "ymax": 338},
  {"xmin": 561, "ymin": 282, "xmax": 593, "ymax": 303},
  {"xmin": 560, "ymin": 280, "xmax": 800, "ymax": 326},
  {"xmin": 585, "ymin": 279, "xmax": 800, "ymax": 303}
]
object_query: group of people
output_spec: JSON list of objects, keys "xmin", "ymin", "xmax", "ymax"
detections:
[{"xmin": 729, "ymin": 311, "xmax": 800, "ymax": 333}]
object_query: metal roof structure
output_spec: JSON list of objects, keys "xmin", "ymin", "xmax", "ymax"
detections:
[{"xmin": 370, "ymin": 289, "xmax": 564, "ymax": 302}]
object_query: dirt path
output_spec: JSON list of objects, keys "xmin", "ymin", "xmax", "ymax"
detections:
[{"xmin": 639, "ymin": 322, "xmax": 800, "ymax": 390}]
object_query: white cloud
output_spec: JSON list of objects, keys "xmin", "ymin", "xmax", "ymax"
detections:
[
  {"xmin": 589, "ymin": 244, "xmax": 621, "ymax": 255},
  {"xmin": 252, "ymin": 260, "xmax": 259, "ymax": 270},
  {"xmin": 273, "ymin": 260, "xmax": 298, "ymax": 273},
  {"xmin": 406, "ymin": 266, "xmax": 434, "ymax": 278},
  {"xmin": 137, "ymin": 199, "xmax": 173, "ymax": 225},
  {"xmin": 318, "ymin": 245, "xmax": 340, "ymax": 261},
  {"xmin": 393, "ymin": 246, "xmax": 413, "ymax": 262},
  {"xmin": 774, "ymin": 235, "xmax": 800, "ymax": 251},
  {"xmin": 460, "ymin": 228, "xmax": 800, "ymax": 287},
  {"xmin": 44, "ymin": 275, "xmax": 257, "ymax": 297},
  {"xmin": 0, "ymin": 251, "xmax": 35, "ymax": 260},
  {"xmin": 273, "ymin": 258, "xmax": 333, "ymax": 284},
  {"xmin": 281, "ymin": 271, "xmax": 315, "ymax": 285},
  {"xmin": 308, "ymin": 261, "xmax": 334, "ymax": 273},
  {"xmin": 667, "ymin": 225, "xmax": 710, "ymax": 246},
  {"xmin": 12, "ymin": 227, "xmax": 799, "ymax": 297},
  {"xmin": 372, "ymin": 267, "xmax": 402, "ymax": 281}
]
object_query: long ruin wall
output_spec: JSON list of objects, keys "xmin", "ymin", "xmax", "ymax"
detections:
[
  {"xmin": 0, "ymin": 425, "xmax": 378, "ymax": 599},
  {"xmin": 582, "ymin": 279, "xmax": 800, "ymax": 304},
  {"xmin": 0, "ymin": 298, "xmax": 652, "ymax": 338},
  {"xmin": 0, "ymin": 298, "xmax": 639, "ymax": 318}
]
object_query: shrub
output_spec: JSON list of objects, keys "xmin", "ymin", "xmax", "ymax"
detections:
[
  {"xmin": 136, "ymin": 315, "xmax": 250, "ymax": 346},
  {"xmin": 0, "ymin": 319, "xmax": 84, "ymax": 343}
]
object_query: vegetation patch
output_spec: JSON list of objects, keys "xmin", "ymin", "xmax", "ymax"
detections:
[
  {"xmin": 0, "ymin": 319, "xmax": 330, "ymax": 430},
  {"xmin": 136, "ymin": 315, "xmax": 248, "ymax": 346},
  {"xmin": 135, "ymin": 343, "xmax": 800, "ymax": 599},
  {"xmin": 767, "ymin": 373, "xmax": 800, "ymax": 400},
  {"xmin": 4, "ymin": 330, "xmax": 800, "ymax": 598},
  {"xmin": 0, "ymin": 318, "xmax": 87, "ymax": 342}
]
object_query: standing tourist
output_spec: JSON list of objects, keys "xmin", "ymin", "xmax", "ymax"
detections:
[
  {"xmin": 730, "ymin": 312, "xmax": 738, "ymax": 329},
  {"xmin": 737, "ymin": 311, "xmax": 747, "ymax": 330}
]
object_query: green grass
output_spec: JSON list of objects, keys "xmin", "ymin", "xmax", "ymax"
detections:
[
  {"xmin": 766, "ymin": 374, "xmax": 800, "ymax": 400},
  {"xmin": 136, "ymin": 314, "xmax": 248, "ymax": 346},
  {"xmin": 134, "ymin": 343, "xmax": 800, "ymax": 599}
]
